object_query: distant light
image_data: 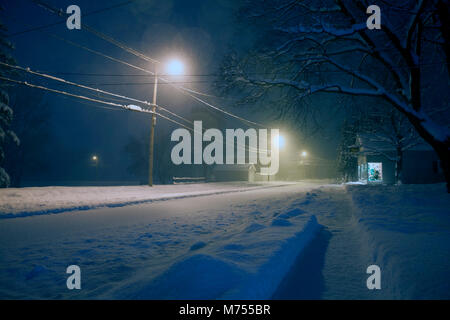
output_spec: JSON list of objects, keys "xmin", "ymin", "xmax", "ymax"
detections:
[
  {"xmin": 272, "ymin": 134, "xmax": 285, "ymax": 149},
  {"xmin": 92, "ymin": 155, "xmax": 98, "ymax": 161},
  {"xmin": 301, "ymin": 151, "xmax": 307, "ymax": 157},
  {"xmin": 278, "ymin": 135, "xmax": 285, "ymax": 149},
  {"xmin": 166, "ymin": 59, "xmax": 184, "ymax": 76}
]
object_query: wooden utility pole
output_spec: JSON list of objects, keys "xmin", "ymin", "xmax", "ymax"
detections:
[{"xmin": 148, "ymin": 69, "xmax": 158, "ymax": 186}]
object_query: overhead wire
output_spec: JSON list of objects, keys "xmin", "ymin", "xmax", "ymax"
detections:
[
  {"xmin": 0, "ymin": 65, "xmax": 266, "ymax": 152},
  {"xmin": 9, "ymin": 0, "xmax": 274, "ymax": 154},
  {"xmin": 0, "ymin": 75, "xmax": 142, "ymax": 111},
  {"xmin": 0, "ymin": 75, "xmax": 200, "ymax": 131},
  {"xmin": 0, "ymin": 60, "xmax": 193, "ymax": 126},
  {"xmin": 8, "ymin": 0, "xmax": 138, "ymax": 38},
  {"xmin": 28, "ymin": 0, "xmax": 266, "ymax": 127}
]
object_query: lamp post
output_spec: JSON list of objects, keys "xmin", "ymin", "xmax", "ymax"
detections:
[
  {"xmin": 148, "ymin": 58, "xmax": 184, "ymax": 186},
  {"xmin": 148, "ymin": 66, "xmax": 158, "ymax": 187}
]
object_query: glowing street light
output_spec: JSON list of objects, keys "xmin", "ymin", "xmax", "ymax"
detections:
[
  {"xmin": 272, "ymin": 134, "xmax": 286, "ymax": 150},
  {"xmin": 92, "ymin": 155, "xmax": 99, "ymax": 181},
  {"xmin": 301, "ymin": 151, "xmax": 308, "ymax": 157},
  {"xmin": 278, "ymin": 135, "xmax": 286, "ymax": 149},
  {"xmin": 166, "ymin": 58, "xmax": 185, "ymax": 76}
]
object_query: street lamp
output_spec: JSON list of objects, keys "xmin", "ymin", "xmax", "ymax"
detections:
[
  {"xmin": 166, "ymin": 59, "xmax": 184, "ymax": 76},
  {"xmin": 148, "ymin": 58, "xmax": 185, "ymax": 186},
  {"xmin": 301, "ymin": 151, "xmax": 307, "ymax": 157},
  {"xmin": 272, "ymin": 134, "xmax": 286, "ymax": 149},
  {"xmin": 278, "ymin": 135, "xmax": 286, "ymax": 149}
]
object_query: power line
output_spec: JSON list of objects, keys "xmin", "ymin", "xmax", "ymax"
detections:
[
  {"xmin": 1, "ymin": 73, "xmax": 266, "ymax": 152},
  {"xmin": 0, "ymin": 75, "xmax": 150, "ymax": 112},
  {"xmin": 52, "ymin": 81, "xmax": 218, "ymax": 85},
  {"xmin": 1, "ymin": 75, "xmax": 265, "ymax": 152},
  {"xmin": 19, "ymin": 0, "xmax": 450, "ymax": 128},
  {"xmin": 1, "ymin": 75, "xmax": 267, "ymax": 153},
  {"xmin": 28, "ymin": 0, "xmax": 265, "ymax": 127},
  {"xmin": 83, "ymin": 24, "xmax": 159, "ymax": 65},
  {"xmin": 0, "ymin": 61, "xmax": 209, "ymax": 134},
  {"xmin": 40, "ymin": 29, "xmax": 265, "ymax": 127},
  {"xmin": 28, "ymin": 0, "xmax": 160, "ymax": 65},
  {"xmin": 7, "ymin": 0, "xmax": 137, "ymax": 38},
  {"xmin": 0, "ymin": 60, "xmax": 193, "ymax": 126},
  {"xmin": 37, "ymin": 60, "xmax": 450, "ymax": 78},
  {"xmin": 0, "ymin": 75, "xmax": 199, "ymax": 131},
  {"xmin": 5, "ymin": 23, "xmax": 272, "ymax": 153},
  {"xmin": 0, "ymin": 60, "xmax": 157, "ymax": 108}
]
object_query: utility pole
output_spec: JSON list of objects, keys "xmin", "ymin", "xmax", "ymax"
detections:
[{"xmin": 148, "ymin": 67, "xmax": 158, "ymax": 186}]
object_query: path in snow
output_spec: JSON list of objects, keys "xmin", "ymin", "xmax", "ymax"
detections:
[{"xmin": 273, "ymin": 187, "xmax": 384, "ymax": 299}]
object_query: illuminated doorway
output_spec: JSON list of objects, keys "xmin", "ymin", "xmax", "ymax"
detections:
[{"xmin": 368, "ymin": 162, "xmax": 382, "ymax": 182}]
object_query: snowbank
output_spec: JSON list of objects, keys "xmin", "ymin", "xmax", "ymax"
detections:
[
  {"xmin": 0, "ymin": 182, "xmax": 291, "ymax": 219},
  {"xmin": 346, "ymin": 183, "xmax": 450, "ymax": 299}
]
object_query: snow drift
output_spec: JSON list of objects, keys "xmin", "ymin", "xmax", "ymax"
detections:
[{"xmin": 347, "ymin": 183, "xmax": 450, "ymax": 299}]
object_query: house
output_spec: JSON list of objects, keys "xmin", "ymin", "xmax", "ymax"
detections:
[{"xmin": 355, "ymin": 134, "xmax": 445, "ymax": 184}]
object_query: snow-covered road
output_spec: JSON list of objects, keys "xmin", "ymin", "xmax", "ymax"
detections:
[
  {"xmin": 0, "ymin": 182, "xmax": 295, "ymax": 218},
  {"xmin": 0, "ymin": 182, "xmax": 325, "ymax": 299},
  {"xmin": 1, "ymin": 182, "xmax": 448, "ymax": 299}
]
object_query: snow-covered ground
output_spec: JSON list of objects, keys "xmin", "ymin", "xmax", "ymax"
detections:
[
  {"xmin": 273, "ymin": 183, "xmax": 450, "ymax": 300},
  {"xmin": 347, "ymin": 183, "xmax": 450, "ymax": 299},
  {"xmin": 0, "ymin": 182, "xmax": 448, "ymax": 299},
  {"xmin": 0, "ymin": 182, "xmax": 322, "ymax": 299},
  {"xmin": 0, "ymin": 182, "xmax": 293, "ymax": 219}
]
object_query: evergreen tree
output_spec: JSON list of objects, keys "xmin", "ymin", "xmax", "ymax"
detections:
[{"xmin": 0, "ymin": 9, "xmax": 19, "ymax": 187}]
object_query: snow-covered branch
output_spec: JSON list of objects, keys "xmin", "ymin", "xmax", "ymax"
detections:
[{"xmin": 276, "ymin": 23, "xmax": 366, "ymax": 37}]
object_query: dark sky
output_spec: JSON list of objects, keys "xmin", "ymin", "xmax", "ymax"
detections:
[
  {"xmin": 2, "ymin": 0, "xmax": 261, "ymax": 183},
  {"xmin": 2, "ymin": 0, "xmax": 344, "ymax": 185}
]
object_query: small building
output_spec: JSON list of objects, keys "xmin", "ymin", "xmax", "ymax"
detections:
[
  {"xmin": 355, "ymin": 134, "xmax": 444, "ymax": 184},
  {"xmin": 210, "ymin": 164, "xmax": 257, "ymax": 182}
]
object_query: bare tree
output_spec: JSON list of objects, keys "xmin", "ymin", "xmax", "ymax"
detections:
[
  {"xmin": 358, "ymin": 106, "xmax": 424, "ymax": 184},
  {"xmin": 222, "ymin": 0, "xmax": 450, "ymax": 191}
]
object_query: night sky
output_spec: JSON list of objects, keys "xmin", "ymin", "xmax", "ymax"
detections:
[{"xmin": 2, "ymin": 0, "xmax": 347, "ymax": 185}]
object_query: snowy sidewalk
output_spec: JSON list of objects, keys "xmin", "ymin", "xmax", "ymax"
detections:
[
  {"xmin": 274, "ymin": 183, "xmax": 450, "ymax": 299},
  {"xmin": 0, "ymin": 182, "xmax": 293, "ymax": 219},
  {"xmin": 272, "ymin": 187, "xmax": 376, "ymax": 299}
]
